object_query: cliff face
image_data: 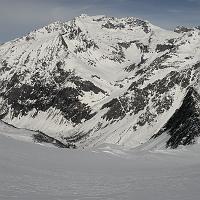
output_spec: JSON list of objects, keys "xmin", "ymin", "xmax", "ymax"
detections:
[
  {"xmin": 1, "ymin": 14, "xmax": 200, "ymax": 148},
  {"xmin": 152, "ymin": 87, "xmax": 200, "ymax": 149}
]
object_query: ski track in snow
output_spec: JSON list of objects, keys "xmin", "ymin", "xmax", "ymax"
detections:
[{"xmin": 1, "ymin": 133, "xmax": 200, "ymax": 200}]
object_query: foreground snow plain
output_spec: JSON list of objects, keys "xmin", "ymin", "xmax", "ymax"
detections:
[{"xmin": 1, "ymin": 126, "xmax": 200, "ymax": 200}]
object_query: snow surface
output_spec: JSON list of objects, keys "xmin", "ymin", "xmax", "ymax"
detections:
[{"xmin": 1, "ymin": 125, "xmax": 200, "ymax": 200}]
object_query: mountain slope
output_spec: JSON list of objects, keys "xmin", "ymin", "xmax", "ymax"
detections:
[
  {"xmin": 151, "ymin": 87, "xmax": 200, "ymax": 149},
  {"xmin": 0, "ymin": 120, "xmax": 74, "ymax": 148},
  {"xmin": 1, "ymin": 14, "xmax": 200, "ymax": 148}
]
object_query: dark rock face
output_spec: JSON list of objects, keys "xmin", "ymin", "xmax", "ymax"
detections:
[
  {"xmin": 156, "ymin": 44, "xmax": 175, "ymax": 52},
  {"xmin": 101, "ymin": 18, "xmax": 150, "ymax": 33},
  {"xmin": 102, "ymin": 69, "xmax": 192, "ymax": 125},
  {"xmin": 101, "ymin": 98, "xmax": 127, "ymax": 121},
  {"xmin": 174, "ymin": 26, "xmax": 193, "ymax": 33},
  {"xmin": 134, "ymin": 19, "xmax": 150, "ymax": 33},
  {"xmin": 152, "ymin": 87, "xmax": 200, "ymax": 149},
  {"xmin": 102, "ymin": 21, "xmax": 125, "ymax": 29},
  {"xmin": 67, "ymin": 23, "xmax": 82, "ymax": 40},
  {"xmin": 124, "ymin": 63, "xmax": 137, "ymax": 72},
  {"xmin": 74, "ymin": 38, "xmax": 99, "ymax": 54},
  {"xmin": 33, "ymin": 131, "xmax": 76, "ymax": 148},
  {"xmin": 118, "ymin": 41, "xmax": 149, "ymax": 53},
  {"xmin": 0, "ymin": 67, "xmax": 104, "ymax": 125}
]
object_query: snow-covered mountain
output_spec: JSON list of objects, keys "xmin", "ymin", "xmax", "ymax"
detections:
[{"xmin": 1, "ymin": 14, "xmax": 200, "ymax": 149}]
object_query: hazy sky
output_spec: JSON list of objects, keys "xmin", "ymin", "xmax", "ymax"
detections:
[{"xmin": 1, "ymin": 0, "xmax": 200, "ymax": 42}]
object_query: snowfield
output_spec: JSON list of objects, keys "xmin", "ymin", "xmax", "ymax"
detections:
[{"xmin": 1, "ymin": 130, "xmax": 200, "ymax": 200}]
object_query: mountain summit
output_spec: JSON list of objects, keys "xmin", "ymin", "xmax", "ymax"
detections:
[{"xmin": 1, "ymin": 15, "xmax": 200, "ymax": 149}]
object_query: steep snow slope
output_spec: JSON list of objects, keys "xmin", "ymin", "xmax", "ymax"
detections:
[
  {"xmin": 0, "ymin": 120, "xmax": 74, "ymax": 148},
  {"xmin": 151, "ymin": 87, "xmax": 200, "ymax": 148},
  {"xmin": 1, "ymin": 14, "xmax": 200, "ymax": 149},
  {"xmin": 1, "ymin": 133, "xmax": 200, "ymax": 199}
]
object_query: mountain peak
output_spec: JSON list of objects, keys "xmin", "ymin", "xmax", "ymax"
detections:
[{"xmin": 78, "ymin": 13, "xmax": 89, "ymax": 18}]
